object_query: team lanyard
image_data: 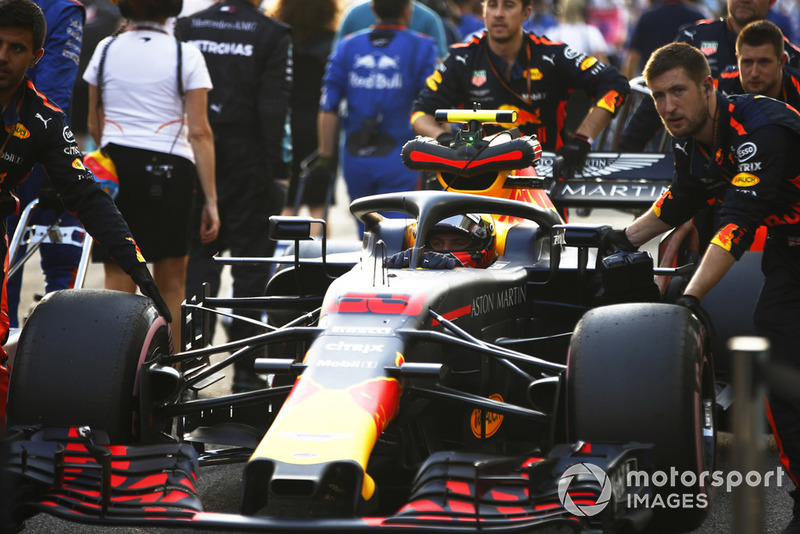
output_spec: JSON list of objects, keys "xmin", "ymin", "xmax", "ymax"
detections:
[{"xmin": 484, "ymin": 38, "xmax": 532, "ymax": 104}]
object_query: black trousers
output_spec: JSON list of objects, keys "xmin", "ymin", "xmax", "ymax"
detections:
[
  {"xmin": 185, "ymin": 137, "xmax": 286, "ymax": 347},
  {"xmin": 755, "ymin": 239, "xmax": 800, "ymax": 487}
]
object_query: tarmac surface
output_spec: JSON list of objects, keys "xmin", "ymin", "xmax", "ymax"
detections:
[{"xmin": 11, "ymin": 185, "xmax": 796, "ymax": 533}]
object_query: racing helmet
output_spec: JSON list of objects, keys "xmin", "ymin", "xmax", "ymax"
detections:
[{"xmin": 426, "ymin": 214, "xmax": 497, "ymax": 268}]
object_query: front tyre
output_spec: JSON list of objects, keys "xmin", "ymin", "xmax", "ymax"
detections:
[
  {"xmin": 7, "ymin": 289, "xmax": 172, "ymax": 443},
  {"xmin": 567, "ymin": 303, "xmax": 716, "ymax": 532}
]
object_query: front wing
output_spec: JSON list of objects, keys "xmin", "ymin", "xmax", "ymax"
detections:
[{"xmin": 2, "ymin": 426, "xmax": 652, "ymax": 533}]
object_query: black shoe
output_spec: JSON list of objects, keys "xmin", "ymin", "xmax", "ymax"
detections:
[{"xmin": 232, "ymin": 367, "xmax": 266, "ymax": 393}]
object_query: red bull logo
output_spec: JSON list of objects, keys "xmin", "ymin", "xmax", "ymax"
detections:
[
  {"xmin": 711, "ymin": 223, "xmax": 740, "ymax": 251},
  {"xmin": 426, "ymin": 70, "xmax": 442, "ymax": 91},
  {"xmin": 597, "ymin": 90, "xmax": 623, "ymax": 114},
  {"xmin": 497, "ymin": 105, "xmax": 540, "ymax": 128},
  {"xmin": 349, "ymin": 377, "xmax": 402, "ymax": 435},
  {"xmin": 653, "ymin": 190, "xmax": 673, "ymax": 217}
]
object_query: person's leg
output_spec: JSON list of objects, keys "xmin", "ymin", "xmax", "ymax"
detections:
[
  {"xmin": 219, "ymin": 140, "xmax": 278, "ymax": 391},
  {"xmin": 104, "ymin": 261, "xmax": 136, "ymax": 293},
  {"xmin": 39, "ymin": 211, "xmax": 83, "ymax": 294},
  {"xmin": 152, "ymin": 256, "xmax": 188, "ymax": 343},
  {"xmin": 0, "ymin": 235, "xmax": 10, "ymax": 432},
  {"xmin": 754, "ymin": 243, "xmax": 800, "ymax": 533}
]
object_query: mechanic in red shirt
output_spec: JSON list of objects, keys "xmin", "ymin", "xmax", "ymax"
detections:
[
  {"xmin": 410, "ymin": 0, "xmax": 630, "ymax": 182},
  {"xmin": 602, "ymin": 42, "xmax": 800, "ymax": 533},
  {"xmin": 0, "ymin": 0, "xmax": 169, "ymax": 431}
]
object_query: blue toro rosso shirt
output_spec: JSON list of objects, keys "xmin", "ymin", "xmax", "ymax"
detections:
[
  {"xmin": 320, "ymin": 23, "xmax": 438, "ymax": 157},
  {"xmin": 30, "ymin": 0, "xmax": 84, "ymax": 117},
  {"xmin": 654, "ymin": 93, "xmax": 800, "ymax": 259}
]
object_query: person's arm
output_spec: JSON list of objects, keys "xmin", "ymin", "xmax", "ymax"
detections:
[
  {"xmin": 625, "ymin": 208, "xmax": 674, "ymax": 247},
  {"xmin": 683, "ymin": 244, "xmax": 736, "ymax": 300},
  {"xmin": 410, "ymin": 51, "xmax": 462, "ymax": 139},
  {"xmin": 622, "ymin": 49, "xmax": 641, "ymax": 79},
  {"xmin": 257, "ymin": 26, "xmax": 292, "ymax": 181},
  {"xmin": 318, "ymin": 110, "xmax": 339, "ymax": 158},
  {"xmin": 574, "ymin": 106, "xmax": 614, "ymax": 143},
  {"xmin": 86, "ymin": 83, "xmax": 102, "ymax": 148},
  {"xmin": 411, "ymin": 112, "xmax": 450, "ymax": 139},
  {"xmin": 185, "ymin": 87, "xmax": 219, "ymax": 245}
]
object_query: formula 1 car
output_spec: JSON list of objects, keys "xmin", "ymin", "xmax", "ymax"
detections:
[{"xmin": 1, "ymin": 109, "xmax": 716, "ymax": 533}]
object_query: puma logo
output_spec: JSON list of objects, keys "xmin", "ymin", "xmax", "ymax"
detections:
[
  {"xmin": 674, "ymin": 142, "xmax": 688, "ymax": 156},
  {"xmin": 455, "ymin": 55, "xmax": 467, "ymax": 65},
  {"xmin": 210, "ymin": 104, "xmax": 223, "ymax": 114},
  {"xmin": 35, "ymin": 113, "xmax": 52, "ymax": 128},
  {"xmin": 542, "ymin": 54, "xmax": 555, "ymax": 65}
]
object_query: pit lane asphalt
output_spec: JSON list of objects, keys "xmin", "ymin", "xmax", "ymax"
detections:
[{"xmin": 15, "ymin": 203, "xmax": 797, "ymax": 533}]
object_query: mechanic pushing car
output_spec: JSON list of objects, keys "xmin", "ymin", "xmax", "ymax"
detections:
[
  {"xmin": 720, "ymin": 20, "xmax": 800, "ymax": 110},
  {"xmin": 602, "ymin": 42, "xmax": 800, "ymax": 534},
  {"xmin": 619, "ymin": 0, "xmax": 800, "ymax": 153},
  {"xmin": 0, "ymin": 0, "xmax": 170, "ymax": 431},
  {"xmin": 385, "ymin": 213, "xmax": 498, "ymax": 269},
  {"xmin": 409, "ymin": 0, "xmax": 630, "ymax": 182}
]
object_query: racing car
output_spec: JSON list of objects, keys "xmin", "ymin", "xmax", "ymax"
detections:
[{"xmin": 1, "ymin": 109, "xmax": 716, "ymax": 533}]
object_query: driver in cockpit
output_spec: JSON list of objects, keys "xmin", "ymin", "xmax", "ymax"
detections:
[{"xmin": 385, "ymin": 214, "xmax": 498, "ymax": 269}]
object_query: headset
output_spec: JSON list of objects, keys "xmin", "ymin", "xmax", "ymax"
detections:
[{"xmin": 116, "ymin": 0, "xmax": 183, "ymax": 20}]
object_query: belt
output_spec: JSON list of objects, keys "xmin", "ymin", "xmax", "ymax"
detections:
[{"xmin": 768, "ymin": 232, "xmax": 800, "ymax": 246}]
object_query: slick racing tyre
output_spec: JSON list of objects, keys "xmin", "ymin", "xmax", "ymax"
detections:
[
  {"xmin": 7, "ymin": 289, "xmax": 171, "ymax": 443},
  {"xmin": 567, "ymin": 303, "xmax": 716, "ymax": 532}
]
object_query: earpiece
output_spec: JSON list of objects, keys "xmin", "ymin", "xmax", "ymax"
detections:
[{"xmin": 705, "ymin": 84, "xmax": 711, "ymax": 93}]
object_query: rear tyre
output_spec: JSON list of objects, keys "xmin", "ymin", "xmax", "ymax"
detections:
[
  {"xmin": 7, "ymin": 289, "xmax": 171, "ymax": 443},
  {"xmin": 567, "ymin": 303, "xmax": 716, "ymax": 532}
]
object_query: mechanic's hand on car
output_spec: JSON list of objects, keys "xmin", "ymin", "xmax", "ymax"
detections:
[
  {"xmin": 128, "ymin": 263, "xmax": 173, "ymax": 323},
  {"xmin": 676, "ymin": 294, "xmax": 715, "ymax": 350},
  {"xmin": 385, "ymin": 249, "xmax": 463, "ymax": 269},
  {"xmin": 553, "ymin": 134, "xmax": 592, "ymax": 181},
  {"xmin": 599, "ymin": 227, "xmax": 638, "ymax": 258}
]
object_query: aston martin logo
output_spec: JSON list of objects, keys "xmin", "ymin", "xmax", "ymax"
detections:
[{"xmin": 537, "ymin": 152, "xmax": 668, "ymax": 178}]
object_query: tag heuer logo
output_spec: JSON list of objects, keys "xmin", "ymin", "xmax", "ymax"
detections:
[
  {"xmin": 700, "ymin": 41, "xmax": 718, "ymax": 56},
  {"xmin": 471, "ymin": 70, "xmax": 487, "ymax": 87}
]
